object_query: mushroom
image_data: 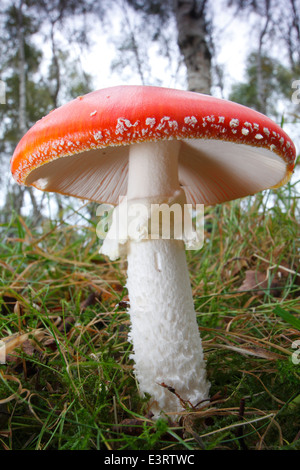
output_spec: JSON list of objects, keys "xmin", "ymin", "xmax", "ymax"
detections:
[{"xmin": 11, "ymin": 85, "xmax": 296, "ymax": 417}]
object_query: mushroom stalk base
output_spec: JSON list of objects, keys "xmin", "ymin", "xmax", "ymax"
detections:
[{"xmin": 127, "ymin": 238, "xmax": 210, "ymax": 417}]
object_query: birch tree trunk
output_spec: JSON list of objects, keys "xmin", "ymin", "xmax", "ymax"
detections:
[
  {"xmin": 5, "ymin": 0, "xmax": 27, "ymax": 222},
  {"xmin": 255, "ymin": 0, "xmax": 271, "ymax": 115},
  {"xmin": 173, "ymin": 0, "xmax": 212, "ymax": 94},
  {"xmin": 16, "ymin": 0, "xmax": 40, "ymax": 223},
  {"xmin": 17, "ymin": 0, "xmax": 27, "ymax": 137}
]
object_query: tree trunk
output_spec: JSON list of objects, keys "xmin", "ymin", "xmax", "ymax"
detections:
[
  {"xmin": 15, "ymin": 0, "xmax": 41, "ymax": 224},
  {"xmin": 256, "ymin": 0, "xmax": 271, "ymax": 115},
  {"xmin": 287, "ymin": 0, "xmax": 300, "ymax": 72},
  {"xmin": 4, "ymin": 0, "xmax": 27, "ymax": 224},
  {"xmin": 173, "ymin": 0, "xmax": 212, "ymax": 94},
  {"xmin": 17, "ymin": 0, "xmax": 27, "ymax": 137}
]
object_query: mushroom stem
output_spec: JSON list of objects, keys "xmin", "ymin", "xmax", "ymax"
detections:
[
  {"xmin": 127, "ymin": 238, "xmax": 209, "ymax": 416},
  {"xmin": 126, "ymin": 140, "xmax": 210, "ymax": 416},
  {"xmin": 127, "ymin": 140, "xmax": 181, "ymax": 199}
]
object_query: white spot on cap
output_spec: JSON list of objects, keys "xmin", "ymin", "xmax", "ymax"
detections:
[
  {"xmin": 168, "ymin": 120, "xmax": 178, "ymax": 130},
  {"xmin": 146, "ymin": 117, "xmax": 156, "ymax": 126},
  {"xmin": 116, "ymin": 117, "xmax": 139, "ymax": 135},
  {"xmin": 255, "ymin": 133, "xmax": 264, "ymax": 140},
  {"xmin": 157, "ymin": 116, "xmax": 170, "ymax": 131},
  {"xmin": 94, "ymin": 131, "xmax": 103, "ymax": 141},
  {"xmin": 230, "ymin": 118, "xmax": 239, "ymax": 128},
  {"xmin": 242, "ymin": 128, "xmax": 250, "ymax": 136},
  {"xmin": 90, "ymin": 110, "xmax": 97, "ymax": 117},
  {"xmin": 184, "ymin": 116, "xmax": 198, "ymax": 126}
]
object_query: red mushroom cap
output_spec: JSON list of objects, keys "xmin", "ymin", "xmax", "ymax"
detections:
[{"xmin": 11, "ymin": 85, "xmax": 296, "ymax": 205}]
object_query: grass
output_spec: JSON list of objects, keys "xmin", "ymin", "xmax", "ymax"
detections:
[{"xmin": 0, "ymin": 177, "xmax": 299, "ymax": 451}]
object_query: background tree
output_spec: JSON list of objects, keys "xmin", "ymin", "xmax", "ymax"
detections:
[
  {"xmin": 229, "ymin": 52, "xmax": 293, "ymax": 116},
  {"xmin": 227, "ymin": 0, "xmax": 300, "ymax": 113},
  {"xmin": 0, "ymin": 0, "xmax": 94, "ymax": 224},
  {"xmin": 117, "ymin": 0, "xmax": 213, "ymax": 93},
  {"xmin": 174, "ymin": 0, "xmax": 212, "ymax": 93},
  {"xmin": 0, "ymin": 1, "xmax": 54, "ymax": 224}
]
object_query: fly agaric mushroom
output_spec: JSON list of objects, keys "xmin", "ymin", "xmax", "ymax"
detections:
[{"xmin": 11, "ymin": 85, "xmax": 296, "ymax": 417}]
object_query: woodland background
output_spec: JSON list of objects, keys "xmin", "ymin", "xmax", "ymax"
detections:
[{"xmin": 0, "ymin": 0, "xmax": 299, "ymax": 223}]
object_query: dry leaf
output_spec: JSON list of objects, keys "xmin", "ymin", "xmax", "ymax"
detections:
[
  {"xmin": 237, "ymin": 270, "xmax": 268, "ymax": 293},
  {"xmin": 1, "ymin": 330, "xmax": 45, "ymax": 356},
  {"xmin": 237, "ymin": 269, "xmax": 284, "ymax": 297}
]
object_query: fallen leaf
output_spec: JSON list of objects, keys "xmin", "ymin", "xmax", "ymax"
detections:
[
  {"xmin": 237, "ymin": 270, "xmax": 268, "ymax": 293},
  {"xmin": 1, "ymin": 330, "xmax": 45, "ymax": 356}
]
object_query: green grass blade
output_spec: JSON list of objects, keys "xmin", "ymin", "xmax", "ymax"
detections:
[{"xmin": 273, "ymin": 305, "xmax": 300, "ymax": 331}]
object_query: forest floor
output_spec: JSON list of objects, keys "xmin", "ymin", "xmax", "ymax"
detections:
[{"xmin": 0, "ymin": 178, "xmax": 299, "ymax": 451}]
